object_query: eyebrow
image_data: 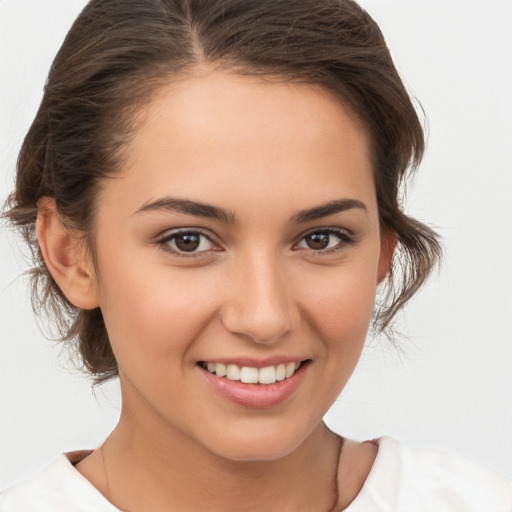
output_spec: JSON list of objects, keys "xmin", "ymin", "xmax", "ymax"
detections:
[
  {"xmin": 135, "ymin": 197, "xmax": 237, "ymax": 224},
  {"xmin": 291, "ymin": 198, "xmax": 367, "ymax": 223},
  {"xmin": 134, "ymin": 197, "xmax": 367, "ymax": 224}
]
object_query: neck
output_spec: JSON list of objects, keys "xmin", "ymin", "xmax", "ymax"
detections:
[{"xmin": 102, "ymin": 407, "xmax": 342, "ymax": 512}]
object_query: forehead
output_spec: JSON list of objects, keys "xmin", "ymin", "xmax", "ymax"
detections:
[{"xmin": 100, "ymin": 70, "xmax": 376, "ymax": 222}]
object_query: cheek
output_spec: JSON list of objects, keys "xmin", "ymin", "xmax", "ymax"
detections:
[
  {"xmin": 96, "ymin": 254, "xmax": 223, "ymax": 367},
  {"xmin": 302, "ymin": 263, "xmax": 378, "ymax": 351}
]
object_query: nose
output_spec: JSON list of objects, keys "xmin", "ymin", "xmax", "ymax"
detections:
[{"xmin": 220, "ymin": 252, "xmax": 300, "ymax": 344}]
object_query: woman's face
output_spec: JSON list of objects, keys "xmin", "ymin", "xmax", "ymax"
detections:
[{"xmin": 91, "ymin": 70, "xmax": 392, "ymax": 460}]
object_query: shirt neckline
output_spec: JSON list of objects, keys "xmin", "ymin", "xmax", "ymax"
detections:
[{"xmin": 59, "ymin": 437, "xmax": 390, "ymax": 511}]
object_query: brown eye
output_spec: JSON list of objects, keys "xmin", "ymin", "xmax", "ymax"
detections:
[
  {"xmin": 159, "ymin": 230, "xmax": 215, "ymax": 255},
  {"xmin": 304, "ymin": 233, "xmax": 330, "ymax": 250},
  {"xmin": 296, "ymin": 228, "xmax": 354, "ymax": 253},
  {"xmin": 175, "ymin": 233, "xmax": 201, "ymax": 252}
]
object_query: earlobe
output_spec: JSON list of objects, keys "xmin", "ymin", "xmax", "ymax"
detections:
[
  {"xmin": 377, "ymin": 230, "xmax": 398, "ymax": 284},
  {"xmin": 36, "ymin": 197, "xmax": 99, "ymax": 310}
]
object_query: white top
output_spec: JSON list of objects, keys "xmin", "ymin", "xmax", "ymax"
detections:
[{"xmin": 1, "ymin": 437, "xmax": 511, "ymax": 511}]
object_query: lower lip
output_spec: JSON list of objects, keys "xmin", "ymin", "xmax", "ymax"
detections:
[{"xmin": 198, "ymin": 363, "xmax": 308, "ymax": 409}]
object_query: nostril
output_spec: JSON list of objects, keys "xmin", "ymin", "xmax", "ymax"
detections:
[
  {"xmin": 219, "ymin": 281, "xmax": 300, "ymax": 343},
  {"xmin": 219, "ymin": 312, "xmax": 298, "ymax": 344}
]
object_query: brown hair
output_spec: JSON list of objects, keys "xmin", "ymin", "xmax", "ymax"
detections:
[{"xmin": 4, "ymin": 0, "xmax": 441, "ymax": 384}]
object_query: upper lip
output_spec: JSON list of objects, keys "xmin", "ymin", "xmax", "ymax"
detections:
[{"xmin": 197, "ymin": 357, "xmax": 310, "ymax": 369}]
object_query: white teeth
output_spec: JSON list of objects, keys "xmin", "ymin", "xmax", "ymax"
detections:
[
  {"xmin": 204, "ymin": 361, "xmax": 303, "ymax": 384},
  {"xmin": 226, "ymin": 364, "xmax": 240, "ymax": 380},
  {"xmin": 259, "ymin": 366, "xmax": 276, "ymax": 384},
  {"xmin": 275, "ymin": 364, "xmax": 286, "ymax": 381},
  {"xmin": 240, "ymin": 367, "xmax": 259, "ymax": 384},
  {"xmin": 285, "ymin": 362, "xmax": 296, "ymax": 378}
]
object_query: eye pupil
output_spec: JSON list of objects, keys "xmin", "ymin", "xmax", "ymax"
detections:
[
  {"xmin": 306, "ymin": 233, "xmax": 329, "ymax": 250},
  {"xmin": 175, "ymin": 233, "xmax": 200, "ymax": 252}
]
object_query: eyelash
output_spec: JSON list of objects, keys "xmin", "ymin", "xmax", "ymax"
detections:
[
  {"xmin": 156, "ymin": 228, "xmax": 219, "ymax": 260},
  {"xmin": 294, "ymin": 227, "xmax": 356, "ymax": 257},
  {"xmin": 156, "ymin": 227, "xmax": 355, "ymax": 259}
]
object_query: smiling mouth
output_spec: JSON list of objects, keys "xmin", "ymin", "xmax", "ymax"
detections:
[{"xmin": 198, "ymin": 361, "xmax": 307, "ymax": 385}]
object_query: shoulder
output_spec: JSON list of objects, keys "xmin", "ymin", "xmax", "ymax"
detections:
[
  {"xmin": 346, "ymin": 437, "xmax": 512, "ymax": 512},
  {"xmin": 0, "ymin": 451, "xmax": 118, "ymax": 512}
]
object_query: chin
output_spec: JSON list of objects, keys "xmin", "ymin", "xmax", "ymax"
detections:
[
  {"xmin": 214, "ymin": 440, "xmax": 299, "ymax": 463},
  {"xmin": 202, "ymin": 418, "xmax": 317, "ymax": 462}
]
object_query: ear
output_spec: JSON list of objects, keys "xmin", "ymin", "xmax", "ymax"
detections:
[
  {"xmin": 36, "ymin": 197, "xmax": 99, "ymax": 310},
  {"xmin": 377, "ymin": 229, "xmax": 398, "ymax": 284}
]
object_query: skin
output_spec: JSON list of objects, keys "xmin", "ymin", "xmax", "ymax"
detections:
[{"xmin": 38, "ymin": 69, "xmax": 394, "ymax": 511}]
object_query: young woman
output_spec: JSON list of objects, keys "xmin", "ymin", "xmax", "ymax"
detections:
[{"xmin": 1, "ymin": 0, "xmax": 511, "ymax": 510}]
